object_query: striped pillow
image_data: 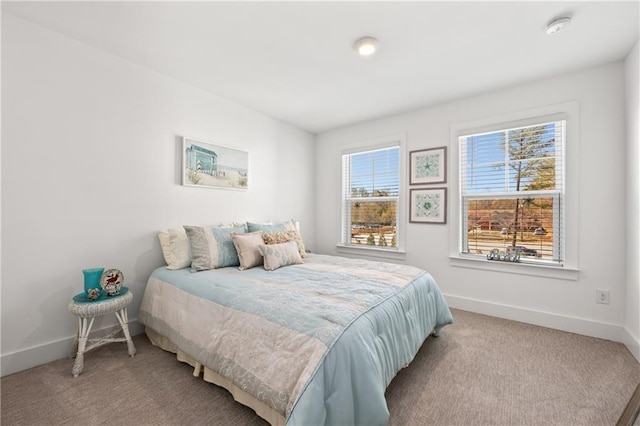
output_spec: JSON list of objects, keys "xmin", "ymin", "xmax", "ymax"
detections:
[{"xmin": 183, "ymin": 225, "xmax": 246, "ymax": 271}]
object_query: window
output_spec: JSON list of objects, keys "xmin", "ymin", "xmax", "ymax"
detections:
[
  {"xmin": 459, "ymin": 120, "xmax": 565, "ymax": 265},
  {"xmin": 341, "ymin": 145, "xmax": 400, "ymax": 250}
]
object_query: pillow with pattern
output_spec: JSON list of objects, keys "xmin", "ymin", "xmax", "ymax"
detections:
[
  {"xmin": 258, "ymin": 241, "xmax": 303, "ymax": 271},
  {"xmin": 262, "ymin": 230, "xmax": 307, "ymax": 258}
]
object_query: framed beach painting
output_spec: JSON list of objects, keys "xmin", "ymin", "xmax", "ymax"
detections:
[
  {"xmin": 182, "ymin": 137, "xmax": 248, "ymax": 190},
  {"xmin": 410, "ymin": 146, "xmax": 447, "ymax": 185},
  {"xmin": 410, "ymin": 187, "xmax": 447, "ymax": 224}
]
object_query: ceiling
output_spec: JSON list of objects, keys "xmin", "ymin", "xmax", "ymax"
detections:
[{"xmin": 3, "ymin": 1, "xmax": 639, "ymax": 134}]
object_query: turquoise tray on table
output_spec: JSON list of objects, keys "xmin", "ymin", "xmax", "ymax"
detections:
[{"xmin": 72, "ymin": 287, "xmax": 129, "ymax": 304}]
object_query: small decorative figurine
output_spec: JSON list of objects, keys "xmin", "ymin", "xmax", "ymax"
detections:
[
  {"xmin": 86, "ymin": 288, "xmax": 100, "ymax": 300},
  {"xmin": 487, "ymin": 247, "xmax": 521, "ymax": 263}
]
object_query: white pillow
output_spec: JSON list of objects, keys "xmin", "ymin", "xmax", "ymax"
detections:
[
  {"xmin": 258, "ymin": 241, "xmax": 303, "ymax": 271},
  {"xmin": 157, "ymin": 227, "xmax": 192, "ymax": 270}
]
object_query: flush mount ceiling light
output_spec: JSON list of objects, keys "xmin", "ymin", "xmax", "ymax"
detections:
[
  {"xmin": 354, "ymin": 37, "xmax": 379, "ymax": 56},
  {"xmin": 545, "ymin": 16, "xmax": 572, "ymax": 35}
]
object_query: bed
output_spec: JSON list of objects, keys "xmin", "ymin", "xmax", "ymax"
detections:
[{"xmin": 138, "ymin": 253, "xmax": 453, "ymax": 425}]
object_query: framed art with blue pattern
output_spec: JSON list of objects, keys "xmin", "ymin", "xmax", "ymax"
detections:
[
  {"xmin": 409, "ymin": 146, "xmax": 447, "ymax": 185},
  {"xmin": 410, "ymin": 187, "xmax": 447, "ymax": 224}
]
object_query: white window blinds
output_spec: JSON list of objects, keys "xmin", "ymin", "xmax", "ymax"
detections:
[{"xmin": 341, "ymin": 145, "xmax": 400, "ymax": 249}]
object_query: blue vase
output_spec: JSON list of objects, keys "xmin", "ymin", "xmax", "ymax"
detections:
[{"xmin": 82, "ymin": 268, "xmax": 104, "ymax": 296}]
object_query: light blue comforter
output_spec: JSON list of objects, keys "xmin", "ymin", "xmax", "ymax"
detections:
[{"xmin": 139, "ymin": 254, "xmax": 453, "ymax": 425}]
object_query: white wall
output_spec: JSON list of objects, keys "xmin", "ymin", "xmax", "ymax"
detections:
[
  {"xmin": 1, "ymin": 14, "xmax": 316, "ymax": 375},
  {"xmin": 625, "ymin": 41, "xmax": 640, "ymax": 361},
  {"xmin": 316, "ymin": 61, "xmax": 635, "ymax": 352}
]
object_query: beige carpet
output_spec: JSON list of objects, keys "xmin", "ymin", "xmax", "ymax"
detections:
[{"xmin": 1, "ymin": 309, "xmax": 639, "ymax": 425}]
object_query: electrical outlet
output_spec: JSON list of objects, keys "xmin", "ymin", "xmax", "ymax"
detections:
[{"xmin": 596, "ymin": 289, "xmax": 610, "ymax": 305}]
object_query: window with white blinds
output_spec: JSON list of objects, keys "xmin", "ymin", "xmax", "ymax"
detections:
[
  {"xmin": 459, "ymin": 120, "xmax": 565, "ymax": 265},
  {"xmin": 342, "ymin": 145, "xmax": 400, "ymax": 249}
]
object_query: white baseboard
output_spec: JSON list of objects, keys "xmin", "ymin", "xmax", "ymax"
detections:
[
  {"xmin": 621, "ymin": 326, "xmax": 640, "ymax": 363},
  {"xmin": 445, "ymin": 294, "xmax": 639, "ymax": 361},
  {"xmin": 1, "ymin": 319, "xmax": 144, "ymax": 377}
]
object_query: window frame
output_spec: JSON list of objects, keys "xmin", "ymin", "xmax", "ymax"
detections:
[
  {"xmin": 459, "ymin": 120, "xmax": 565, "ymax": 266},
  {"xmin": 448, "ymin": 102, "xmax": 580, "ymax": 280},
  {"xmin": 337, "ymin": 135, "xmax": 406, "ymax": 259}
]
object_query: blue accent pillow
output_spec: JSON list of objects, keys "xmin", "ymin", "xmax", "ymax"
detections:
[{"xmin": 246, "ymin": 221, "xmax": 293, "ymax": 233}]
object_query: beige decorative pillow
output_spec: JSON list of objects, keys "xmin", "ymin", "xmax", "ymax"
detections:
[
  {"xmin": 262, "ymin": 230, "xmax": 308, "ymax": 258},
  {"xmin": 157, "ymin": 227, "xmax": 192, "ymax": 269},
  {"xmin": 158, "ymin": 231, "xmax": 171, "ymax": 261},
  {"xmin": 231, "ymin": 231, "xmax": 264, "ymax": 270},
  {"xmin": 258, "ymin": 241, "xmax": 303, "ymax": 271}
]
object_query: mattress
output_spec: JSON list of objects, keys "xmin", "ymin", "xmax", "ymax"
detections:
[{"xmin": 138, "ymin": 254, "xmax": 453, "ymax": 425}]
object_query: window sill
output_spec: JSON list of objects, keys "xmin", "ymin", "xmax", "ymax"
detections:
[
  {"xmin": 336, "ymin": 244, "xmax": 407, "ymax": 261},
  {"xmin": 449, "ymin": 255, "xmax": 579, "ymax": 281}
]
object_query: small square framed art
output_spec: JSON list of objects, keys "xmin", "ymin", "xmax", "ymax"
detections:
[
  {"xmin": 409, "ymin": 146, "xmax": 447, "ymax": 185},
  {"xmin": 410, "ymin": 187, "xmax": 447, "ymax": 224}
]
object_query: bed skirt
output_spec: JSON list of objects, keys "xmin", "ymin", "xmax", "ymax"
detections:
[{"xmin": 145, "ymin": 327, "xmax": 286, "ymax": 426}]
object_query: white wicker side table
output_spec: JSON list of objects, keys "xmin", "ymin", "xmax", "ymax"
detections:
[{"xmin": 68, "ymin": 288, "xmax": 136, "ymax": 377}]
